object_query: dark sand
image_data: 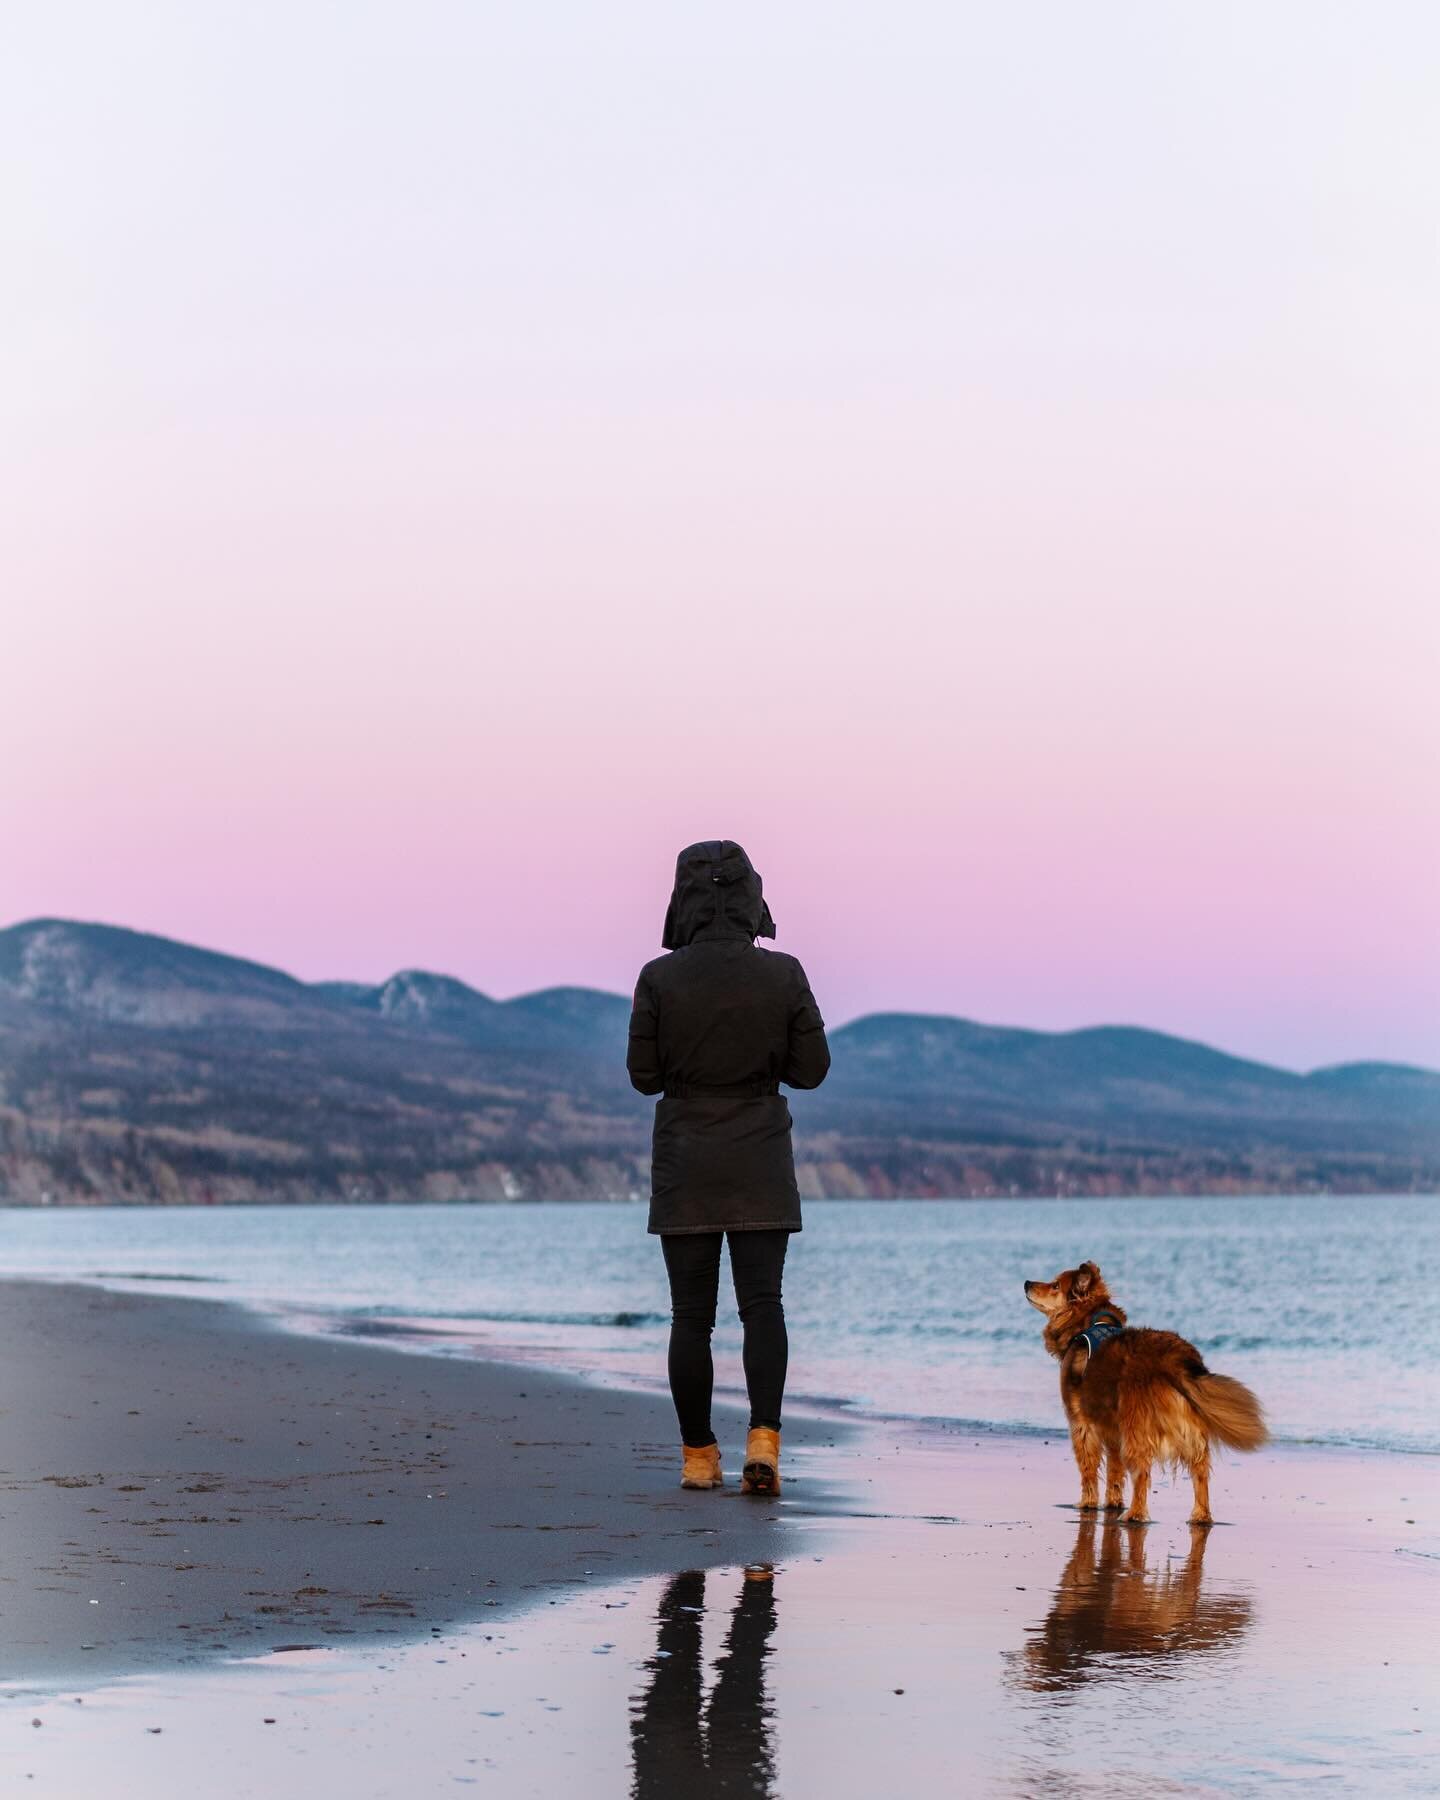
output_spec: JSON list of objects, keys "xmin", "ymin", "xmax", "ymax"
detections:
[{"xmin": 0, "ymin": 1279, "xmax": 841, "ymax": 1684}]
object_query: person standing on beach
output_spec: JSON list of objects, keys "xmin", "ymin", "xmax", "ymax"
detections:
[{"xmin": 627, "ymin": 840, "xmax": 831, "ymax": 1495}]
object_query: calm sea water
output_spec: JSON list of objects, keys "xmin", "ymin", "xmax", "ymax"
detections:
[{"xmin": 2, "ymin": 1196, "xmax": 1435, "ymax": 1455}]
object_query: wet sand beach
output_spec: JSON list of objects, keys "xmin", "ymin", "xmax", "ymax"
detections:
[
  {"xmin": 0, "ymin": 1279, "xmax": 842, "ymax": 1685},
  {"xmin": 3, "ymin": 1278, "xmax": 1437, "ymax": 1795}
]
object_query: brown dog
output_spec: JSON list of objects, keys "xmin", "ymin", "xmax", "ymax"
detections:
[{"xmin": 1024, "ymin": 1261, "xmax": 1267, "ymax": 1524}]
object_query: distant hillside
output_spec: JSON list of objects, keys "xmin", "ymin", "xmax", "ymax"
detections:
[{"xmin": 1, "ymin": 918, "xmax": 1435, "ymax": 1205}]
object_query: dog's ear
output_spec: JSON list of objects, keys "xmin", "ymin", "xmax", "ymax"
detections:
[{"xmin": 1072, "ymin": 1262, "xmax": 1099, "ymax": 1295}]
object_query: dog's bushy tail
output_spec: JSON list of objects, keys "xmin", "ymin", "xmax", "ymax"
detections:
[{"xmin": 1183, "ymin": 1371, "xmax": 1269, "ymax": 1452}]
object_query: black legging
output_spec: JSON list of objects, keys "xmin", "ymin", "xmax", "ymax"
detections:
[{"xmin": 661, "ymin": 1230, "xmax": 790, "ymax": 1448}]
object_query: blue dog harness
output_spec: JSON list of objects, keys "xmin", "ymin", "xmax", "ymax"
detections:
[{"xmin": 1069, "ymin": 1309, "xmax": 1126, "ymax": 1359}]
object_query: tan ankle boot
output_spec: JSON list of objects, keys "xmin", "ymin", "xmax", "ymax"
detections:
[
  {"xmin": 680, "ymin": 1442, "xmax": 723, "ymax": 1489},
  {"xmin": 740, "ymin": 1427, "xmax": 781, "ymax": 1495}
]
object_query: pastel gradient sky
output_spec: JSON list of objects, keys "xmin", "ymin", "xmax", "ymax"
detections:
[{"xmin": 3, "ymin": 3, "xmax": 1438, "ymax": 1069}]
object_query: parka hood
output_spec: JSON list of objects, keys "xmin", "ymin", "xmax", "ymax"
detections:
[{"xmin": 662, "ymin": 840, "xmax": 776, "ymax": 950}]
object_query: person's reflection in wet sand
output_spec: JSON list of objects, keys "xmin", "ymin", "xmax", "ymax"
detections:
[
  {"xmin": 630, "ymin": 1565, "xmax": 778, "ymax": 1798},
  {"xmin": 1011, "ymin": 1518, "xmax": 1254, "ymax": 1695}
]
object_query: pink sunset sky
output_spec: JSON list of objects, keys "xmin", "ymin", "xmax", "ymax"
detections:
[{"xmin": 3, "ymin": 3, "xmax": 1437, "ymax": 1070}]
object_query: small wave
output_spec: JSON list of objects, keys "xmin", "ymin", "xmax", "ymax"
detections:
[
  {"xmin": 1196, "ymin": 1333, "xmax": 1361, "ymax": 1354},
  {"xmin": 87, "ymin": 1270, "xmax": 227, "ymax": 1284},
  {"xmin": 332, "ymin": 1319, "xmax": 455, "ymax": 1340},
  {"xmin": 1260, "ymin": 1429, "xmax": 1439, "ymax": 1457},
  {"xmin": 780, "ymin": 1394, "xmax": 1440, "ymax": 1455},
  {"xmin": 859, "ymin": 1321, "xmax": 1032, "ymax": 1345},
  {"xmin": 855, "ymin": 1322, "xmax": 1380, "ymax": 1354},
  {"xmin": 894, "ymin": 1413, "xmax": 1061, "ymax": 1440},
  {"xmin": 341, "ymin": 1303, "xmax": 669, "ymax": 1331}
]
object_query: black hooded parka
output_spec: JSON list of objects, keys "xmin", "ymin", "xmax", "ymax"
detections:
[{"xmin": 627, "ymin": 841, "xmax": 831, "ymax": 1235}]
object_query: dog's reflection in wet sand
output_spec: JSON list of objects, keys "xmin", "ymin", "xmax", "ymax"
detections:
[
  {"xmin": 1013, "ymin": 1518, "xmax": 1253, "ymax": 1694},
  {"xmin": 630, "ymin": 1565, "xmax": 778, "ymax": 1799}
]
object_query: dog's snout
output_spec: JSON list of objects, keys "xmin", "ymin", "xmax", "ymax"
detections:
[{"xmin": 1023, "ymin": 1280, "xmax": 1033, "ymax": 1294}]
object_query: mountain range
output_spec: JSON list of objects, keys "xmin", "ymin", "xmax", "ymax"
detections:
[{"xmin": 1, "ymin": 918, "xmax": 1436, "ymax": 1205}]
